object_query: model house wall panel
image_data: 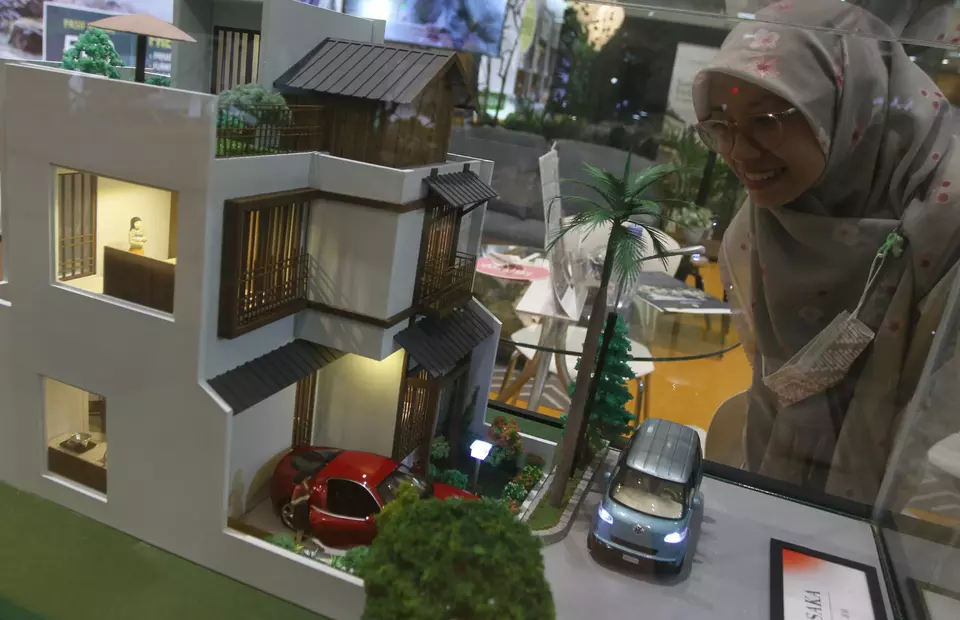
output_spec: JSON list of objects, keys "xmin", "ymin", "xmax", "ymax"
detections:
[
  {"xmin": 202, "ymin": 153, "xmax": 312, "ymax": 379},
  {"xmin": 311, "ymin": 154, "xmax": 406, "ymax": 204},
  {"xmin": 228, "ymin": 384, "xmax": 296, "ymax": 518},
  {"xmin": 258, "ymin": 1, "xmax": 382, "ymax": 91},
  {"xmin": 0, "ymin": 65, "xmax": 366, "ymax": 619},
  {"xmin": 385, "ymin": 210, "xmax": 423, "ymax": 317},
  {"xmin": 312, "ymin": 351, "xmax": 404, "ymax": 457},
  {"xmin": 464, "ymin": 299, "xmax": 501, "ymax": 437},
  {"xmin": 173, "ymin": 0, "xmax": 216, "ymax": 93},
  {"xmin": 213, "ymin": 0, "xmax": 263, "ymax": 31},
  {"xmin": 295, "ymin": 309, "xmax": 405, "ymax": 361},
  {"xmin": 307, "ymin": 198, "xmax": 399, "ymax": 319}
]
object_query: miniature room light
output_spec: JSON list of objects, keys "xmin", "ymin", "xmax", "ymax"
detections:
[
  {"xmin": 470, "ymin": 439, "xmax": 493, "ymax": 461},
  {"xmin": 664, "ymin": 528, "xmax": 689, "ymax": 544},
  {"xmin": 610, "ymin": 77, "xmax": 618, "ymax": 84}
]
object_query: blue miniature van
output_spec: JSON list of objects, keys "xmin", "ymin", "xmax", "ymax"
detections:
[{"xmin": 588, "ymin": 418, "xmax": 703, "ymax": 572}]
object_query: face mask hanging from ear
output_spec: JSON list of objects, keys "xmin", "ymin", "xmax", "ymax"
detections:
[{"xmin": 762, "ymin": 230, "xmax": 905, "ymax": 408}]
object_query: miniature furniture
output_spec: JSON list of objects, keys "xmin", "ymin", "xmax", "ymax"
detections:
[{"xmin": 102, "ymin": 246, "xmax": 175, "ymax": 313}]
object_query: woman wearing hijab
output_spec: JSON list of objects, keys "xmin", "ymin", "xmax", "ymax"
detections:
[{"xmin": 693, "ymin": 0, "xmax": 960, "ymax": 504}]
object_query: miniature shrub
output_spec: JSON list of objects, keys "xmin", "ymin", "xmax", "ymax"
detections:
[
  {"xmin": 377, "ymin": 482, "xmax": 421, "ymax": 530},
  {"xmin": 331, "ymin": 545, "xmax": 370, "ymax": 575},
  {"xmin": 363, "ymin": 497, "xmax": 554, "ymax": 620},
  {"xmin": 501, "ymin": 464, "xmax": 544, "ymax": 509},
  {"xmin": 146, "ymin": 75, "xmax": 171, "ymax": 87},
  {"xmin": 218, "ymin": 83, "xmax": 289, "ymax": 125},
  {"xmin": 264, "ymin": 533, "xmax": 302, "ymax": 553},
  {"xmin": 525, "ymin": 453, "xmax": 546, "ymax": 468},
  {"xmin": 487, "ymin": 416, "xmax": 522, "ymax": 469},
  {"xmin": 438, "ymin": 468, "xmax": 468, "ymax": 490},
  {"xmin": 62, "ymin": 28, "xmax": 125, "ymax": 79},
  {"xmin": 430, "ymin": 436, "xmax": 450, "ymax": 462}
]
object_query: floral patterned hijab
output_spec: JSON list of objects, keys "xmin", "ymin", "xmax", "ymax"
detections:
[{"xmin": 693, "ymin": 0, "xmax": 960, "ymax": 502}]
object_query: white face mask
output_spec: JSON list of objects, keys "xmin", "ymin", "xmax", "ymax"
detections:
[{"xmin": 762, "ymin": 230, "xmax": 904, "ymax": 408}]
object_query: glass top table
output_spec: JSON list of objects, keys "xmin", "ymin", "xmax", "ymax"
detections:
[{"xmin": 473, "ymin": 245, "xmax": 741, "ymax": 414}]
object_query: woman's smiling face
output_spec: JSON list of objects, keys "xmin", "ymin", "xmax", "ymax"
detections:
[{"xmin": 705, "ymin": 74, "xmax": 827, "ymax": 208}]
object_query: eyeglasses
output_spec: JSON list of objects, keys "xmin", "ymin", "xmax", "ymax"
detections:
[{"xmin": 695, "ymin": 108, "xmax": 799, "ymax": 154}]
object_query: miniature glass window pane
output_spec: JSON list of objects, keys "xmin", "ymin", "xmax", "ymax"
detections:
[{"xmin": 326, "ymin": 479, "xmax": 380, "ymax": 518}]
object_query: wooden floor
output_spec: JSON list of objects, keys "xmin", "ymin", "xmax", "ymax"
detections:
[{"xmin": 491, "ymin": 262, "xmax": 752, "ymax": 433}]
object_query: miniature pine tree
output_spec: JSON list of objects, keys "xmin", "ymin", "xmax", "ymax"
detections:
[
  {"xmin": 62, "ymin": 29, "xmax": 125, "ymax": 79},
  {"xmin": 568, "ymin": 314, "xmax": 636, "ymax": 441}
]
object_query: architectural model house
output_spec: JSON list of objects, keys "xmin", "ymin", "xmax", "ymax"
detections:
[{"xmin": 0, "ymin": 5, "xmax": 499, "ymax": 618}]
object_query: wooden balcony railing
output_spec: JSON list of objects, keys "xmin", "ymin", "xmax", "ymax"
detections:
[
  {"xmin": 216, "ymin": 104, "xmax": 326, "ymax": 158},
  {"xmin": 417, "ymin": 252, "xmax": 477, "ymax": 315}
]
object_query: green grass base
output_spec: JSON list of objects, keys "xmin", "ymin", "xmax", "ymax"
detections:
[
  {"xmin": 527, "ymin": 469, "xmax": 582, "ymax": 531},
  {"xmin": 0, "ymin": 483, "xmax": 326, "ymax": 619}
]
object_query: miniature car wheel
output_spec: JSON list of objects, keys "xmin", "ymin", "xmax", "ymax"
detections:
[
  {"xmin": 279, "ymin": 500, "xmax": 298, "ymax": 531},
  {"xmin": 587, "ymin": 532, "xmax": 597, "ymax": 551}
]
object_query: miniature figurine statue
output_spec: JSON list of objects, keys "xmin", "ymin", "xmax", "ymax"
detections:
[{"xmin": 128, "ymin": 217, "xmax": 147, "ymax": 255}]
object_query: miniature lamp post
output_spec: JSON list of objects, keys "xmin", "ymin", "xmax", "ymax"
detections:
[
  {"xmin": 469, "ymin": 439, "xmax": 493, "ymax": 493},
  {"xmin": 88, "ymin": 14, "xmax": 196, "ymax": 83}
]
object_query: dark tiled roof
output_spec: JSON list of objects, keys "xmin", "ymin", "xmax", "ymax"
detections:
[
  {"xmin": 425, "ymin": 170, "xmax": 498, "ymax": 208},
  {"xmin": 209, "ymin": 340, "xmax": 345, "ymax": 414},
  {"xmin": 274, "ymin": 38, "xmax": 467, "ymax": 105},
  {"xmin": 394, "ymin": 305, "xmax": 494, "ymax": 378}
]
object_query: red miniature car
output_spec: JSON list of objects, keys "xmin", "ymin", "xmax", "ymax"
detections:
[{"xmin": 271, "ymin": 446, "xmax": 475, "ymax": 548}]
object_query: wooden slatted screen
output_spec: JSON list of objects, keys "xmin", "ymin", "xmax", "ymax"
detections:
[
  {"xmin": 212, "ymin": 26, "xmax": 261, "ymax": 94},
  {"xmin": 237, "ymin": 201, "xmax": 308, "ymax": 327},
  {"xmin": 393, "ymin": 366, "xmax": 437, "ymax": 464},
  {"xmin": 292, "ymin": 372, "xmax": 318, "ymax": 448},
  {"xmin": 58, "ymin": 172, "xmax": 97, "ymax": 281},
  {"xmin": 416, "ymin": 203, "xmax": 462, "ymax": 312}
]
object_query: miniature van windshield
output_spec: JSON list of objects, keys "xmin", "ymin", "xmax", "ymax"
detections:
[{"xmin": 611, "ymin": 468, "xmax": 686, "ymax": 520}]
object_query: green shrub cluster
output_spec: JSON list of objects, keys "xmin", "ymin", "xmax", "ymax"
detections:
[{"xmin": 501, "ymin": 464, "xmax": 544, "ymax": 513}]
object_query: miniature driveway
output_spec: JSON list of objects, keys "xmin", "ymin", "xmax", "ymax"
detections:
[{"xmin": 541, "ymin": 452, "xmax": 888, "ymax": 620}]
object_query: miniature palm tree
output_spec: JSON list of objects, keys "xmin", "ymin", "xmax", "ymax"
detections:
[
  {"xmin": 546, "ymin": 158, "xmax": 690, "ymax": 508},
  {"xmin": 62, "ymin": 28, "xmax": 125, "ymax": 79}
]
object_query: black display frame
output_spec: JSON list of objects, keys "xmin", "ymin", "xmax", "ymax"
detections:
[{"xmin": 770, "ymin": 539, "xmax": 888, "ymax": 620}]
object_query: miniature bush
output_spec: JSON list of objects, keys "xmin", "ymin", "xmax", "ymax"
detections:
[
  {"xmin": 501, "ymin": 464, "xmax": 544, "ymax": 509},
  {"xmin": 525, "ymin": 453, "xmax": 546, "ymax": 468},
  {"xmin": 437, "ymin": 468, "xmax": 468, "ymax": 490},
  {"xmin": 217, "ymin": 83, "xmax": 289, "ymax": 125},
  {"xmin": 363, "ymin": 497, "xmax": 555, "ymax": 620},
  {"xmin": 264, "ymin": 533, "xmax": 302, "ymax": 554},
  {"xmin": 146, "ymin": 75, "xmax": 171, "ymax": 87},
  {"xmin": 331, "ymin": 545, "xmax": 370, "ymax": 575},
  {"xmin": 430, "ymin": 436, "xmax": 450, "ymax": 462},
  {"xmin": 377, "ymin": 482, "xmax": 422, "ymax": 529},
  {"xmin": 487, "ymin": 416, "xmax": 523, "ymax": 469},
  {"xmin": 62, "ymin": 28, "xmax": 125, "ymax": 79}
]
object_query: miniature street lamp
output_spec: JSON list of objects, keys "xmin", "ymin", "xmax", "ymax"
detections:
[
  {"xmin": 88, "ymin": 14, "xmax": 196, "ymax": 83},
  {"xmin": 469, "ymin": 439, "xmax": 493, "ymax": 493}
]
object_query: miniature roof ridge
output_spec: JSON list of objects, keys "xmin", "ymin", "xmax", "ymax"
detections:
[
  {"xmin": 88, "ymin": 14, "xmax": 196, "ymax": 42},
  {"xmin": 274, "ymin": 37, "xmax": 469, "ymax": 106}
]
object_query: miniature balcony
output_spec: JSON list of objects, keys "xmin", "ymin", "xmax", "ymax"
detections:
[
  {"xmin": 416, "ymin": 252, "xmax": 477, "ymax": 317},
  {"xmin": 215, "ymin": 104, "xmax": 326, "ymax": 159}
]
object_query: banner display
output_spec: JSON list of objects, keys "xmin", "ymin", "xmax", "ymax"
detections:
[
  {"xmin": 0, "ymin": 1, "xmax": 173, "ymax": 72},
  {"xmin": 771, "ymin": 540, "xmax": 887, "ymax": 620}
]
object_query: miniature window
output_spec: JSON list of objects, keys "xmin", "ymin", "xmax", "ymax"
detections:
[
  {"xmin": 326, "ymin": 479, "xmax": 380, "ymax": 519},
  {"xmin": 54, "ymin": 167, "xmax": 178, "ymax": 315},
  {"xmin": 44, "ymin": 377, "xmax": 107, "ymax": 494}
]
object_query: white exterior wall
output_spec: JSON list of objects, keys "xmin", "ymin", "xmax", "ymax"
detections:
[
  {"xmin": 202, "ymin": 153, "xmax": 313, "ymax": 379},
  {"xmin": 0, "ymin": 65, "xmax": 366, "ymax": 620},
  {"xmin": 465, "ymin": 299, "xmax": 502, "ymax": 437},
  {"xmin": 307, "ymin": 198, "xmax": 419, "ymax": 319},
  {"xmin": 258, "ymin": 0, "xmax": 383, "ymax": 90},
  {"xmin": 228, "ymin": 384, "xmax": 296, "ymax": 518},
  {"xmin": 312, "ymin": 351, "xmax": 405, "ymax": 456}
]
